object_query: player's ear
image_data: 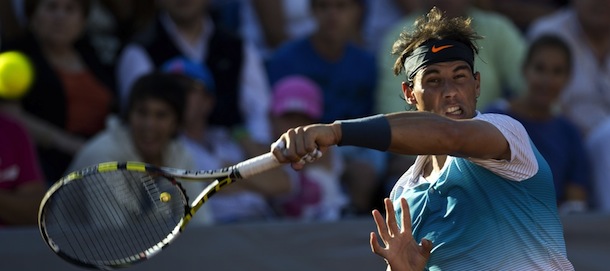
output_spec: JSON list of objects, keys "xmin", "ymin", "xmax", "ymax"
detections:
[{"xmin": 402, "ymin": 81, "xmax": 417, "ymax": 105}]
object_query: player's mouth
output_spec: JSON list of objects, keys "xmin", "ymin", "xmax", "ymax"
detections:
[{"xmin": 445, "ymin": 106, "xmax": 464, "ymax": 118}]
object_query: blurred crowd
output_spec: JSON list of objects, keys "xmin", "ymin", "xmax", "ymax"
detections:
[{"xmin": 0, "ymin": 0, "xmax": 609, "ymax": 227}]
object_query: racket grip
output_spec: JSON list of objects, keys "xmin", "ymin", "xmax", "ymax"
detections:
[
  {"xmin": 235, "ymin": 145, "xmax": 322, "ymax": 179},
  {"xmin": 234, "ymin": 152, "xmax": 280, "ymax": 179}
]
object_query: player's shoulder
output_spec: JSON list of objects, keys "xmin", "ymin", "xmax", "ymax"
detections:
[
  {"xmin": 475, "ymin": 112, "xmax": 529, "ymax": 136},
  {"xmin": 475, "ymin": 112, "xmax": 520, "ymax": 125}
]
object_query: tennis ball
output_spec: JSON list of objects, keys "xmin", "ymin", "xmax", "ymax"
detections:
[
  {"xmin": 0, "ymin": 51, "xmax": 34, "ymax": 100},
  {"xmin": 160, "ymin": 192, "xmax": 171, "ymax": 202}
]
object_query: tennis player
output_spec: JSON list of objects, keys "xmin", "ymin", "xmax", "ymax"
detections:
[{"xmin": 272, "ymin": 7, "xmax": 574, "ymax": 271}]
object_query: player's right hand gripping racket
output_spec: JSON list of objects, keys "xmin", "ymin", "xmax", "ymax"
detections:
[{"xmin": 38, "ymin": 146, "xmax": 320, "ymax": 270}]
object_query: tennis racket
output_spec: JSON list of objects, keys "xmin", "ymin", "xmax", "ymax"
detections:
[{"xmin": 38, "ymin": 146, "xmax": 320, "ymax": 270}]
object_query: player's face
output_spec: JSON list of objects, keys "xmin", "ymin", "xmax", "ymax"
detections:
[
  {"xmin": 523, "ymin": 46, "xmax": 570, "ymax": 108},
  {"xmin": 404, "ymin": 60, "xmax": 480, "ymax": 119},
  {"xmin": 29, "ymin": 0, "xmax": 86, "ymax": 46},
  {"xmin": 129, "ymin": 98, "xmax": 179, "ymax": 163}
]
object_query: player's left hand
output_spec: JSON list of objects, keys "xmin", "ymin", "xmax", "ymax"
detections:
[{"xmin": 370, "ymin": 197, "xmax": 433, "ymax": 271}]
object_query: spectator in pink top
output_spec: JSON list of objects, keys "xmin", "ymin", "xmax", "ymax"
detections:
[{"xmin": 0, "ymin": 112, "xmax": 46, "ymax": 226}]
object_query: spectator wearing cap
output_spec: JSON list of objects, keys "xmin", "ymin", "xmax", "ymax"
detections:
[
  {"xmin": 115, "ymin": 0, "xmax": 272, "ymax": 146},
  {"xmin": 265, "ymin": 0, "xmax": 386, "ymax": 215},
  {"xmin": 161, "ymin": 57, "xmax": 289, "ymax": 224},
  {"xmin": 269, "ymin": 76, "xmax": 347, "ymax": 221}
]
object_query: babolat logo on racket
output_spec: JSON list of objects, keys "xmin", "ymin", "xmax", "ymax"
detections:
[{"xmin": 182, "ymin": 167, "xmax": 231, "ymax": 176}]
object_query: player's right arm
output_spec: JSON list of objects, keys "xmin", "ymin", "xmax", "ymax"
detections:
[{"xmin": 273, "ymin": 111, "xmax": 511, "ymax": 168}]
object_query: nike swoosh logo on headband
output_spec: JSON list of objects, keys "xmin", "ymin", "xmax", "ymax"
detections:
[{"xmin": 431, "ymin": 45, "xmax": 454, "ymax": 53}]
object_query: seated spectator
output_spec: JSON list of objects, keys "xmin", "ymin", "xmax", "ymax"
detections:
[
  {"xmin": 1, "ymin": 0, "xmax": 116, "ymax": 184},
  {"xmin": 476, "ymin": 0, "xmax": 567, "ymax": 32},
  {"xmin": 0, "ymin": 0, "xmax": 27, "ymax": 47},
  {"xmin": 239, "ymin": 0, "xmax": 317, "ymax": 60},
  {"xmin": 527, "ymin": 0, "xmax": 610, "ymax": 137},
  {"xmin": 0, "ymin": 110, "xmax": 46, "ymax": 226},
  {"xmin": 269, "ymin": 76, "xmax": 347, "ymax": 221},
  {"xmin": 67, "ymin": 72, "xmax": 213, "ymax": 225},
  {"xmin": 586, "ymin": 117, "xmax": 610, "ymax": 212},
  {"xmin": 363, "ymin": 0, "xmax": 420, "ymax": 54},
  {"xmin": 267, "ymin": 0, "xmax": 386, "ymax": 215},
  {"xmin": 116, "ymin": 0, "xmax": 272, "ymax": 145},
  {"xmin": 485, "ymin": 35, "xmax": 590, "ymax": 212},
  {"xmin": 161, "ymin": 57, "xmax": 285, "ymax": 224}
]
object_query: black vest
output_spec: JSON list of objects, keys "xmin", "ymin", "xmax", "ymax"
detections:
[{"xmin": 134, "ymin": 18, "xmax": 244, "ymax": 128}]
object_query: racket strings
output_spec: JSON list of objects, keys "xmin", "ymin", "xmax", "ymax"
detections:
[{"xmin": 41, "ymin": 169, "xmax": 186, "ymax": 266}]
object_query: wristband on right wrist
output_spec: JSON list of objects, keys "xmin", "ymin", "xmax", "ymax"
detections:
[{"xmin": 336, "ymin": 114, "xmax": 391, "ymax": 151}]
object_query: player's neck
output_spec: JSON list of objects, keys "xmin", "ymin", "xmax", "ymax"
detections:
[{"xmin": 423, "ymin": 155, "xmax": 447, "ymax": 179}]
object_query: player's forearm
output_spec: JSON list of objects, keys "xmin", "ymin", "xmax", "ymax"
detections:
[{"xmin": 334, "ymin": 112, "xmax": 462, "ymax": 154}]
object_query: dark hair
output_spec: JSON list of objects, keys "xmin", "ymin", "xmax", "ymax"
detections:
[
  {"xmin": 24, "ymin": 0, "xmax": 91, "ymax": 20},
  {"xmin": 392, "ymin": 7, "xmax": 482, "ymax": 76},
  {"xmin": 524, "ymin": 35, "xmax": 572, "ymax": 71},
  {"xmin": 122, "ymin": 72, "xmax": 188, "ymax": 124}
]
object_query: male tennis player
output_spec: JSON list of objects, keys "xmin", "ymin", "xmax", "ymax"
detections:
[{"xmin": 272, "ymin": 7, "xmax": 574, "ymax": 271}]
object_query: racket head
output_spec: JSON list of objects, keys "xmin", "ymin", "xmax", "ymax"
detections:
[{"xmin": 38, "ymin": 162, "xmax": 190, "ymax": 270}]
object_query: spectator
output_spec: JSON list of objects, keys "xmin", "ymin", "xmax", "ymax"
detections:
[
  {"xmin": 528, "ymin": 0, "xmax": 610, "ymax": 136},
  {"xmin": 363, "ymin": 0, "xmax": 421, "ymax": 54},
  {"xmin": 239, "ymin": 0, "xmax": 317, "ymax": 60},
  {"xmin": 476, "ymin": 0, "xmax": 567, "ymax": 32},
  {"xmin": 0, "ymin": 0, "xmax": 27, "ymax": 47},
  {"xmin": 269, "ymin": 76, "xmax": 347, "ymax": 221},
  {"xmin": 485, "ymin": 35, "xmax": 590, "ymax": 213},
  {"xmin": 1, "ymin": 0, "xmax": 116, "ymax": 184},
  {"xmin": 376, "ymin": 0, "xmax": 527, "ymax": 114},
  {"xmin": 67, "ymin": 72, "xmax": 213, "ymax": 225},
  {"xmin": 116, "ymin": 0, "xmax": 272, "ymax": 145},
  {"xmin": 586, "ymin": 117, "xmax": 610, "ymax": 213},
  {"xmin": 161, "ymin": 57, "xmax": 285, "ymax": 224},
  {"xmin": 266, "ymin": 0, "xmax": 386, "ymax": 215},
  {"xmin": 86, "ymin": 0, "xmax": 157, "ymax": 68},
  {"xmin": 0, "ymin": 110, "xmax": 46, "ymax": 226}
]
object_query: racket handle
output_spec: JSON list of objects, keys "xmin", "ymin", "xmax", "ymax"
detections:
[
  {"xmin": 234, "ymin": 152, "xmax": 280, "ymax": 179},
  {"xmin": 235, "ymin": 143, "xmax": 322, "ymax": 179}
]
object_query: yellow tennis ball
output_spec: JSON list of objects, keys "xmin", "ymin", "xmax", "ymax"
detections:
[
  {"xmin": 160, "ymin": 192, "xmax": 171, "ymax": 202},
  {"xmin": 0, "ymin": 51, "xmax": 34, "ymax": 100}
]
